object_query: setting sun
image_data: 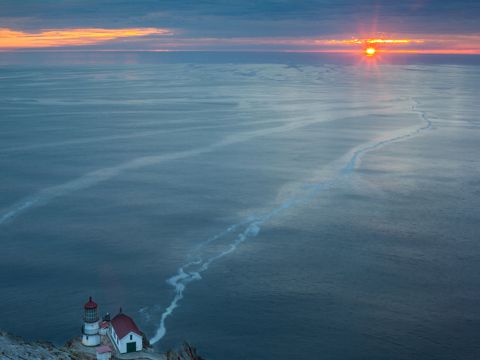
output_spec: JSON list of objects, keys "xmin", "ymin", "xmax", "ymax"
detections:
[{"xmin": 365, "ymin": 46, "xmax": 377, "ymax": 56}]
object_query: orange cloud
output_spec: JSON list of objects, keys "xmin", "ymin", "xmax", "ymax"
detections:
[
  {"xmin": 2, "ymin": 29, "xmax": 479, "ymax": 55},
  {"xmin": 324, "ymin": 35, "xmax": 480, "ymax": 54},
  {"xmin": 383, "ymin": 49, "xmax": 480, "ymax": 55},
  {"xmin": 0, "ymin": 28, "xmax": 172, "ymax": 48},
  {"xmin": 324, "ymin": 38, "xmax": 425, "ymax": 45}
]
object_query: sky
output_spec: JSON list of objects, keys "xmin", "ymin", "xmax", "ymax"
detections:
[{"xmin": 0, "ymin": 0, "xmax": 480, "ymax": 53}]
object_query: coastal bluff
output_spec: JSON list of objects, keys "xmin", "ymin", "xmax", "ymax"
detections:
[
  {"xmin": 0, "ymin": 331, "xmax": 75, "ymax": 360},
  {"xmin": 0, "ymin": 331, "xmax": 205, "ymax": 360}
]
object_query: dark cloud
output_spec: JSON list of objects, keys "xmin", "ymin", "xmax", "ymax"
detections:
[{"xmin": 0, "ymin": 0, "xmax": 479, "ymax": 38}]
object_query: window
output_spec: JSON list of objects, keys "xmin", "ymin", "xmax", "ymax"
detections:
[{"xmin": 130, "ymin": 335, "xmax": 133, "ymax": 340}]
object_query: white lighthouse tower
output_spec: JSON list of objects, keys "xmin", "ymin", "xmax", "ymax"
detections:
[{"xmin": 81, "ymin": 296, "xmax": 101, "ymax": 346}]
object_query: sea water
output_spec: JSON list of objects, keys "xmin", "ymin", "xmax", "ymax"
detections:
[{"xmin": 0, "ymin": 52, "xmax": 479, "ymax": 360}]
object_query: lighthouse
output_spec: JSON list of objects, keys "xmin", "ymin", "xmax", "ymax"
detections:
[{"xmin": 81, "ymin": 296, "xmax": 101, "ymax": 346}]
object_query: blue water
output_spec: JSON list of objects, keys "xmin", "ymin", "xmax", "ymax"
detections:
[{"xmin": 1, "ymin": 52, "xmax": 480, "ymax": 359}]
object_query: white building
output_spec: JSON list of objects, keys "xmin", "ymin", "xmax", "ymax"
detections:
[
  {"xmin": 96, "ymin": 345, "xmax": 112, "ymax": 360},
  {"xmin": 81, "ymin": 297, "xmax": 101, "ymax": 346},
  {"xmin": 99, "ymin": 320, "xmax": 110, "ymax": 336},
  {"xmin": 110, "ymin": 309, "xmax": 143, "ymax": 354}
]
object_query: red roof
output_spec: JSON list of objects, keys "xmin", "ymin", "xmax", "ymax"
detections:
[
  {"xmin": 100, "ymin": 321, "xmax": 109, "ymax": 329},
  {"xmin": 111, "ymin": 312, "xmax": 142, "ymax": 339},
  {"xmin": 84, "ymin": 296, "xmax": 97, "ymax": 310},
  {"xmin": 96, "ymin": 345, "xmax": 112, "ymax": 354}
]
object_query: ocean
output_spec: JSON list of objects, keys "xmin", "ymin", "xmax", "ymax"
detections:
[{"xmin": 0, "ymin": 52, "xmax": 479, "ymax": 359}]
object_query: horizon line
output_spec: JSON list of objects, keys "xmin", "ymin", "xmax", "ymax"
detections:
[{"xmin": 1, "ymin": 49, "xmax": 480, "ymax": 55}]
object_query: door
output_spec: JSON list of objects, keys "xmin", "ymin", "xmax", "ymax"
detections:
[{"xmin": 126, "ymin": 341, "xmax": 136, "ymax": 353}]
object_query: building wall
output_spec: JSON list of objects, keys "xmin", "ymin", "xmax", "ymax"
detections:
[
  {"xmin": 84, "ymin": 321, "xmax": 100, "ymax": 335},
  {"xmin": 110, "ymin": 327, "xmax": 142, "ymax": 354},
  {"xmin": 82, "ymin": 320, "xmax": 101, "ymax": 346},
  {"xmin": 82, "ymin": 333, "xmax": 101, "ymax": 347},
  {"xmin": 96, "ymin": 352, "xmax": 111, "ymax": 360}
]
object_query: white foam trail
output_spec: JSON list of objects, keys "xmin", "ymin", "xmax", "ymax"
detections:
[
  {"xmin": 0, "ymin": 126, "xmax": 211, "ymax": 153},
  {"xmin": 0, "ymin": 111, "xmax": 380, "ymax": 226},
  {"xmin": 149, "ymin": 99, "xmax": 432, "ymax": 345},
  {"xmin": 188, "ymin": 219, "xmax": 254, "ymax": 258},
  {"xmin": 0, "ymin": 116, "xmax": 304, "ymax": 154},
  {"xmin": 1, "ymin": 103, "xmax": 377, "ymax": 154},
  {"xmin": 0, "ymin": 200, "xmax": 38, "ymax": 224},
  {"xmin": 149, "ymin": 221, "xmax": 262, "ymax": 344}
]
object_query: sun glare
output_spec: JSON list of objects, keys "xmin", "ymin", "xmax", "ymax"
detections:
[{"xmin": 365, "ymin": 47, "xmax": 377, "ymax": 56}]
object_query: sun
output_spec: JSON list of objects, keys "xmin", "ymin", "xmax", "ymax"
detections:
[{"xmin": 365, "ymin": 46, "xmax": 377, "ymax": 56}]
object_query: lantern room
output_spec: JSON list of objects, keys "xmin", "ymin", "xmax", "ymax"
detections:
[{"xmin": 84, "ymin": 296, "xmax": 99, "ymax": 323}]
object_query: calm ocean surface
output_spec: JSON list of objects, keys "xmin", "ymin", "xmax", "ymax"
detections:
[{"xmin": 1, "ymin": 52, "xmax": 479, "ymax": 359}]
